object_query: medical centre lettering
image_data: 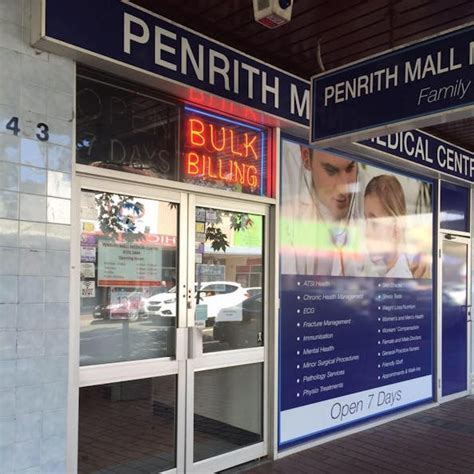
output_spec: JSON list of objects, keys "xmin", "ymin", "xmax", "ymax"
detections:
[{"xmin": 360, "ymin": 129, "xmax": 474, "ymax": 182}]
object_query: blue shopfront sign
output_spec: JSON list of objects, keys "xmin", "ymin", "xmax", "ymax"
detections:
[
  {"xmin": 37, "ymin": 0, "xmax": 310, "ymax": 126},
  {"xmin": 311, "ymin": 25, "xmax": 474, "ymax": 146},
  {"xmin": 359, "ymin": 129, "xmax": 474, "ymax": 183}
]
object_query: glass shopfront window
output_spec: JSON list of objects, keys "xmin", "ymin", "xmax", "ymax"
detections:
[
  {"xmin": 79, "ymin": 190, "xmax": 178, "ymax": 366},
  {"xmin": 76, "ymin": 69, "xmax": 271, "ymax": 197}
]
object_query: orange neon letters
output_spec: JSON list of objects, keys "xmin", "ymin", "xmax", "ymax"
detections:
[{"xmin": 185, "ymin": 115, "xmax": 262, "ymax": 190}]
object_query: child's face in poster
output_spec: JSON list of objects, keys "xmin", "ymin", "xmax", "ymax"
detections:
[{"xmin": 364, "ymin": 194, "xmax": 399, "ymax": 265}]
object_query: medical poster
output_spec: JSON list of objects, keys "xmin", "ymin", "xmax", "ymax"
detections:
[{"xmin": 279, "ymin": 138, "xmax": 433, "ymax": 447}]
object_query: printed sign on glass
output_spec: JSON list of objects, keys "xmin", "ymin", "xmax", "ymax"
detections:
[{"xmin": 279, "ymin": 137, "xmax": 433, "ymax": 447}]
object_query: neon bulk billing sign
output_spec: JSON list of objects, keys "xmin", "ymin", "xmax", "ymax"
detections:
[
  {"xmin": 310, "ymin": 25, "xmax": 474, "ymax": 146},
  {"xmin": 183, "ymin": 107, "xmax": 267, "ymax": 196}
]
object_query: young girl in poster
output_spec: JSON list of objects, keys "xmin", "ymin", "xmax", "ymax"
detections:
[{"xmin": 364, "ymin": 174, "xmax": 413, "ymax": 278}]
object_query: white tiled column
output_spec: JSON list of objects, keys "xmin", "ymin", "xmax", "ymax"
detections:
[{"xmin": 0, "ymin": 1, "xmax": 74, "ymax": 472}]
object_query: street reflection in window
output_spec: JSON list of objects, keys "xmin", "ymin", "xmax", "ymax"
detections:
[{"xmin": 79, "ymin": 191, "xmax": 178, "ymax": 365}]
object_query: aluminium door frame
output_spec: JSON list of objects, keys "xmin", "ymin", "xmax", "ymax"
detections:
[
  {"xmin": 185, "ymin": 193, "xmax": 270, "ymax": 473},
  {"xmin": 69, "ymin": 172, "xmax": 275, "ymax": 473},
  {"xmin": 439, "ymin": 231, "xmax": 472, "ymax": 403},
  {"xmin": 69, "ymin": 174, "xmax": 188, "ymax": 474}
]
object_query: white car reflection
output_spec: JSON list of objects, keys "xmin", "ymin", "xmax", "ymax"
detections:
[{"xmin": 142, "ymin": 282, "xmax": 250, "ymax": 326}]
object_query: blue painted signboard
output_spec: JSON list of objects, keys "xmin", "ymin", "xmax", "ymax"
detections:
[
  {"xmin": 359, "ymin": 129, "xmax": 474, "ymax": 183},
  {"xmin": 311, "ymin": 26, "xmax": 474, "ymax": 146},
  {"xmin": 39, "ymin": 0, "xmax": 310, "ymax": 126}
]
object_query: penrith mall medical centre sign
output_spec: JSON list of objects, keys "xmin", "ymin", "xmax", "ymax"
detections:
[
  {"xmin": 311, "ymin": 25, "xmax": 473, "ymax": 147},
  {"xmin": 34, "ymin": 4, "xmax": 473, "ymax": 182},
  {"xmin": 33, "ymin": 0, "xmax": 310, "ymax": 127}
]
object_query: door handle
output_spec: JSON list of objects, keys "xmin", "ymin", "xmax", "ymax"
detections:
[{"xmin": 188, "ymin": 326, "xmax": 203, "ymax": 359}]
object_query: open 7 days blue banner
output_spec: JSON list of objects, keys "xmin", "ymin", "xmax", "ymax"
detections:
[{"xmin": 279, "ymin": 138, "xmax": 433, "ymax": 447}]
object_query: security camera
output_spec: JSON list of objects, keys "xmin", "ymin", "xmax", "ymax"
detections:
[{"xmin": 253, "ymin": 0, "xmax": 294, "ymax": 29}]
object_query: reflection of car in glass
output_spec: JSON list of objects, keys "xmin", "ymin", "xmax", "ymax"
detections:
[
  {"xmin": 244, "ymin": 287, "xmax": 261, "ymax": 298},
  {"xmin": 196, "ymin": 282, "xmax": 250, "ymax": 327},
  {"xmin": 141, "ymin": 287, "xmax": 177, "ymax": 325},
  {"xmin": 93, "ymin": 291, "xmax": 146, "ymax": 322},
  {"xmin": 142, "ymin": 281, "xmax": 249, "ymax": 326},
  {"xmin": 214, "ymin": 293, "xmax": 263, "ymax": 348}
]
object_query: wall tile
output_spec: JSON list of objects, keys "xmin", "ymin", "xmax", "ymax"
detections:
[
  {"xmin": 0, "ymin": 388, "xmax": 15, "ymax": 416},
  {"xmin": 21, "ymin": 55, "xmax": 49, "ymax": 89},
  {"xmin": 18, "ymin": 276, "xmax": 43, "ymax": 304},
  {"xmin": 40, "ymin": 435, "xmax": 66, "ymax": 466},
  {"xmin": 47, "ymin": 57, "xmax": 74, "ymax": 95},
  {"xmin": 44, "ymin": 330, "xmax": 67, "ymax": 356},
  {"xmin": 19, "ymin": 221, "xmax": 45, "ymax": 249},
  {"xmin": 45, "ymin": 118, "xmax": 72, "ymax": 147},
  {"xmin": 19, "ymin": 166, "xmax": 46, "ymax": 195},
  {"xmin": 16, "ymin": 358, "xmax": 43, "ymax": 387},
  {"xmin": 0, "ymin": 246, "xmax": 18, "ymax": 275},
  {"xmin": 20, "ymin": 110, "xmax": 47, "ymax": 141},
  {"xmin": 47, "ymin": 145, "xmax": 71, "ymax": 173},
  {"xmin": 20, "ymin": 194, "xmax": 46, "ymax": 222},
  {"xmin": 45, "ymin": 250, "xmax": 69, "ymax": 277},
  {"xmin": 0, "ymin": 190, "xmax": 19, "ymax": 219},
  {"xmin": 16, "ymin": 385, "xmax": 43, "ymax": 413},
  {"xmin": 46, "ymin": 223, "xmax": 69, "ymax": 251},
  {"xmin": 44, "ymin": 277, "xmax": 68, "ymax": 303},
  {"xmin": 0, "ymin": 331, "xmax": 16, "ymax": 360},
  {"xmin": 0, "ymin": 103, "xmax": 20, "ymax": 134},
  {"xmin": 15, "ymin": 412, "xmax": 41, "ymax": 442},
  {"xmin": 17, "ymin": 331, "xmax": 44, "ymax": 358},
  {"xmin": 46, "ymin": 197, "xmax": 70, "ymax": 224},
  {"xmin": 0, "ymin": 10, "xmax": 73, "ymax": 472},
  {"xmin": 0, "ymin": 0, "xmax": 22, "ymax": 27},
  {"xmin": 47, "ymin": 91, "xmax": 73, "ymax": 121},
  {"xmin": 0, "ymin": 218, "xmax": 18, "ymax": 247},
  {"xmin": 17, "ymin": 304, "xmax": 44, "ymax": 331},
  {"xmin": 41, "ymin": 357, "xmax": 67, "ymax": 384},
  {"xmin": 0, "ymin": 276, "xmax": 18, "ymax": 304},
  {"xmin": 19, "ymin": 248, "xmax": 45, "ymax": 276},
  {"xmin": 42, "ymin": 382, "xmax": 67, "ymax": 410},
  {"xmin": 0, "ymin": 445, "xmax": 14, "ymax": 472},
  {"xmin": 20, "ymin": 138, "xmax": 46, "ymax": 168},
  {"xmin": 0, "ymin": 49, "xmax": 21, "ymax": 106},
  {"xmin": 21, "ymin": 83, "xmax": 47, "ymax": 115},
  {"xmin": 0, "ymin": 133, "xmax": 20, "ymax": 163},
  {"xmin": 0, "ymin": 304, "xmax": 17, "ymax": 329},
  {"xmin": 0, "ymin": 162, "xmax": 19, "ymax": 191},
  {"xmin": 47, "ymin": 171, "xmax": 70, "ymax": 199},
  {"xmin": 14, "ymin": 438, "xmax": 40, "ymax": 471},
  {"xmin": 0, "ymin": 20, "xmax": 25, "ymax": 55},
  {"xmin": 44, "ymin": 303, "xmax": 68, "ymax": 330},
  {"xmin": 0, "ymin": 417, "xmax": 15, "ymax": 447},
  {"xmin": 42, "ymin": 409, "xmax": 66, "ymax": 438},
  {"xmin": 0, "ymin": 360, "xmax": 16, "ymax": 388}
]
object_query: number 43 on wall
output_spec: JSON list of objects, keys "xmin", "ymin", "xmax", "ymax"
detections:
[{"xmin": 5, "ymin": 116, "xmax": 49, "ymax": 142}]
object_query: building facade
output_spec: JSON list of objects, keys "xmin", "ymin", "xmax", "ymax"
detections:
[{"xmin": 0, "ymin": 1, "xmax": 473, "ymax": 473}]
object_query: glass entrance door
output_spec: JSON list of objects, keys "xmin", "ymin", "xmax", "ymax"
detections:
[
  {"xmin": 185, "ymin": 195, "xmax": 268, "ymax": 473},
  {"xmin": 75, "ymin": 177, "xmax": 269, "ymax": 473},
  {"xmin": 441, "ymin": 234, "xmax": 471, "ymax": 399}
]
